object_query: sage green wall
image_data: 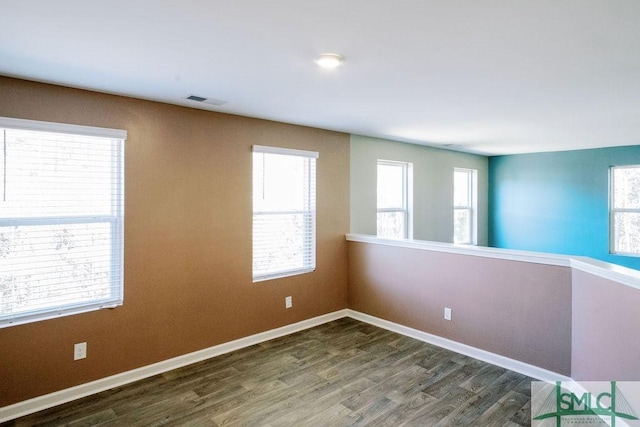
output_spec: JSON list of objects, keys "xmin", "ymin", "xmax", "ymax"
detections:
[{"xmin": 350, "ymin": 134, "xmax": 488, "ymax": 245}]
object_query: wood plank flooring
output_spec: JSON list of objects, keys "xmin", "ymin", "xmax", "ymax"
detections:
[{"xmin": 3, "ymin": 318, "xmax": 533, "ymax": 426}]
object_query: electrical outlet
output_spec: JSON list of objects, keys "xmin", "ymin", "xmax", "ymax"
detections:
[
  {"xmin": 74, "ymin": 342, "xmax": 87, "ymax": 360},
  {"xmin": 444, "ymin": 307, "xmax": 452, "ymax": 321},
  {"xmin": 285, "ymin": 296, "xmax": 292, "ymax": 309}
]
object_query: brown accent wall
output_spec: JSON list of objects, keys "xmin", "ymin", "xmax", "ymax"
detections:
[
  {"xmin": 571, "ymin": 269, "xmax": 640, "ymax": 380},
  {"xmin": 348, "ymin": 241, "xmax": 573, "ymax": 376},
  {"xmin": 0, "ymin": 77, "xmax": 350, "ymax": 407}
]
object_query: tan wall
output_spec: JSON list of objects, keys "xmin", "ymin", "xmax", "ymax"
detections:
[
  {"xmin": 0, "ymin": 77, "xmax": 350, "ymax": 407},
  {"xmin": 348, "ymin": 241, "xmax": 573, "ymax": 376}
]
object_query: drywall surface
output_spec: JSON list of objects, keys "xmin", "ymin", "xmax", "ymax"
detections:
[
  {"xmin": 348, "ymin": 239, "xmax": 572, "ymax": 376},
  {"xmin": 350, "ymin": 135, "xmax": 488, "ymax": 245},
  {"xmin": 0, "ymin": 77, "xmax": 350, "ymax": 406},
  {"xmin": 489, "ymin": 146, "xmax": 640, "ymax": 270},
  {"xmin": 571, "ymin": 268, "xmax": 640, "ymax": 380}
]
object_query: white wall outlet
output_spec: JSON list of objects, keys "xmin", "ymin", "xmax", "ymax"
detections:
[
  {"xmin": 285, "ymin": 296, "xmax": 292, "ymax": 309},
  {"xmin": 444, "ymin": 307, "xmax": 452, "ymax": 321},
  {"xmin": 74, "ymin": 342, "xmax": 87, "ymax": 360}
]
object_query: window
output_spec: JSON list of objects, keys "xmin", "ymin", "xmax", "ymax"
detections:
[
  {"xmin": 252, "ymin": 145, "xmax": 317, "ymax": 281},
  {"xmin": 610, "ymin": 165, "xmax": 640, "ymax": 255},
  {"xmin": 453, "ymin": 168, "xmax": 477, "ymax": 245},
  {"xmin": 0, "ymin": 117, "xmax": 125, "ymax": 328},
  {"xmin": 377, "ymin": 160, "xmax": 412, "ymax": 239}
]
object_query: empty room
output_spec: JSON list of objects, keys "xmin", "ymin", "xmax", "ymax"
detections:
[{"xmin": 2, "ymin": 1, "xmax": 640, "ymax": 426}]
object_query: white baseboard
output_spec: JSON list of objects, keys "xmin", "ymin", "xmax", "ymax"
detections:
[
  {"xmin": 1, "ymin": 308, "xmax": 570, "ymax": 422},
  {"xmin": 347, "ymin": 309, "xmax": 571, "ymax": 383},
  {"xmin": 0, "ymin": 309, "xmax": 348, "ymax": 423}
]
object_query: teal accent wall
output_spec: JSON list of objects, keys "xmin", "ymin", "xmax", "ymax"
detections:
[{"xmin": 489, "ymin": 146, "xmax": 640, "ymax": 270}]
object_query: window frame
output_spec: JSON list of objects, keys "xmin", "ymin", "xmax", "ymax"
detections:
[
  {"xmin": 610, "ymin": 165, "xmax": 640, "ymax": 257},
  {"xmin": 0, "ymin": 116, "xmax": 125, "ymax": 328},
  {"xmin": 252, "ymin": 145, "xmax": 318, "ymax": 282},
  {"xmin": 453, "ymin": 167, "xmax": 478, "ymax": 245},
  {"xmin": 376, "ymin": 160, "xmax": 413, "ymax": 240}
]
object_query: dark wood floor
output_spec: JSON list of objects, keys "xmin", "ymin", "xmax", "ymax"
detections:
[{"xmin": 4, "ymin": 318, "xmax": 533, "ymax": 426}]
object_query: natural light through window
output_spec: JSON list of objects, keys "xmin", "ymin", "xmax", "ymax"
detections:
[
  {"xmin": 377, "ymin": 160, "xmax": 412, "ymax": 239},
  {"xmin": 252, "ymin": 145, "xmax": 317, "ymax": 281},
  {"xmin": 611, "ymin": 165, "xmax": 640, "ymax": 256},
  {"xmin": 453, "ymin": 168, "xmax": 477, "ymax": 245},
  {"xmin": 0, "ymin": 117, "xmax": 125, "ymax": 328}
]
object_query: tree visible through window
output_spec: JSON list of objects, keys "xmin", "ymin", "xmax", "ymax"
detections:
[
  {"xmin": 252, "ymin": 145, "xmax": 317, "ymax": 281},
  {"xmin": 611, "ymin": 165, "xmax": 640, "ymax": 255},
  {"xmin": 0, "ymin": 118, "xmax": 125, "ymax": 328}
]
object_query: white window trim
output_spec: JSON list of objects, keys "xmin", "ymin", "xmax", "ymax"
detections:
[
  {"xmin": 252, "ymin": 145, "xmax": 318, "ymax": 282},
  {"xmin": 453, "ymin": 167, "xmax": 478, "ymax": 245},
  {"xmin": 0, "ymin": 116, "xmax": 125, "ymax": 328},
  {"xmin": 610, "ymin": 165, "xmax": 640, "ymax": 257},
  {"xmin": 0, "ymin": 116, "xmax": 126, "ymax": 140},
  {"xmin": 252, "ymin": 145, "xmax": 319, "ymax": 159},
  {"xmin": 377, "ymin": 160, "xmax": 413, "ymax": 240}
]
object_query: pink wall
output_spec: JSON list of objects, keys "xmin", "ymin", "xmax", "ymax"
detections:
[
  {"xmin": 348, "ymin": 240, "xmax": 573, "ymax": 376},
  {"xmin": 572, "ymin": 269, "xmax": 640, "ymax": 380}
]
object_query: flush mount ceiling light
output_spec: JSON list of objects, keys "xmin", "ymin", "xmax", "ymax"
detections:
[{"xmin": 316, "ymin": 53, "xmax": 344, "ymax": 69}]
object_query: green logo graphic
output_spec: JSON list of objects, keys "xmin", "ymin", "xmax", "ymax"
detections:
[{"xmin": 533, "ymin": 381, "xmax": 639, "ymax": 426}]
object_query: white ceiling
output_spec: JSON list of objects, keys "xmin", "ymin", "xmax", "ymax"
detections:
[{"xmin": 1, "ymin": 1, "xmax": 639, "ymax": 155}]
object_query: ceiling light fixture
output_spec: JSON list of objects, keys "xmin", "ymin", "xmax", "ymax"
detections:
[{"xmin": 316, "ymin": 53, "xmax": 344, "ymax": 69}]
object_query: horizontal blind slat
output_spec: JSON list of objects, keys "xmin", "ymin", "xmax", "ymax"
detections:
[
  {"xmin": 252, "ymin": 150, "xmax": 316, "ymax": 281},
  {"xmin": 0, "ymin": 121, "xmax": 124, "ymax": 327}
]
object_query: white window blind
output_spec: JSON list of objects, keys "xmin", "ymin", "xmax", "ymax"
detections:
[
  {"xmin": 252, "ymin": 145, "xmax": 317, "ymax": 282},
  {"xmin": 0, "ymin": 117, "xmax": 125, "ymax": 328}
]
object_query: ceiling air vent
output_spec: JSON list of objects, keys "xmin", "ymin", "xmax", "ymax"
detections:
[{"xmin": 185, "ymin": 95, "xmax": 228, "ymax": 106}]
